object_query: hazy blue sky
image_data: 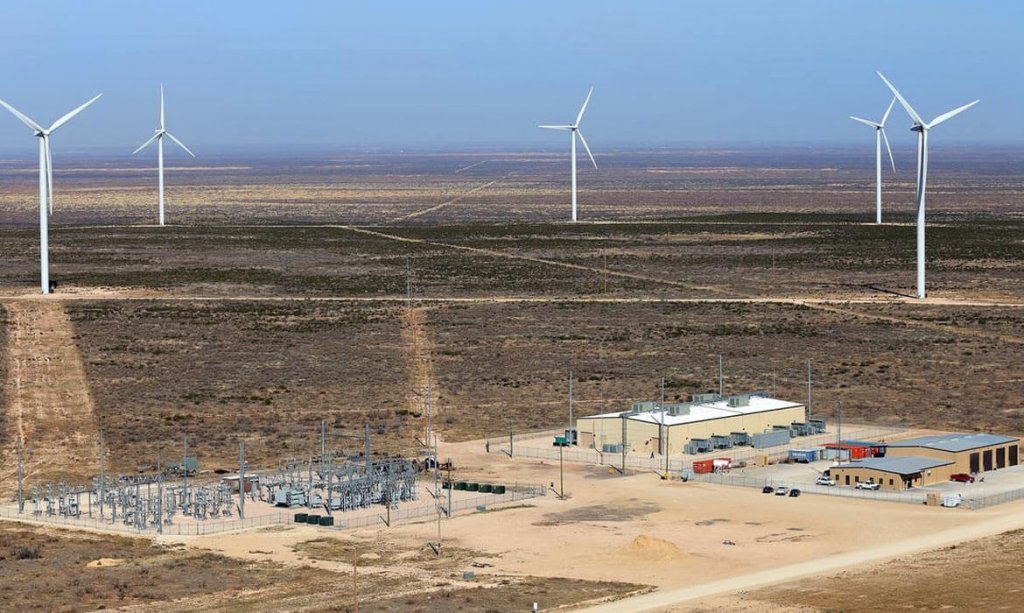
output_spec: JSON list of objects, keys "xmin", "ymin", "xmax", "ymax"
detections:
[{"xmin": 0, "ymin": 1, "xmax": 1020, "ymax": 152}]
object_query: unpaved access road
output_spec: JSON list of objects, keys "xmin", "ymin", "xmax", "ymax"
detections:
[{"xmin": 582, "ymin": 499, "xmax": 1024, "ymax": 612}]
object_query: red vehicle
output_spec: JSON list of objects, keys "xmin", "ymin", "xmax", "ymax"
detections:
[{"xmin": 950, "ymin": 473, "xmax": 975, "ymax": 483}]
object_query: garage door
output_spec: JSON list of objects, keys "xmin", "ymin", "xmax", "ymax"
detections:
[
  {"xmin": 997, "ymin": 447, "xmax": 1006, "ymax": 469},
  {"xmin": 970, "ymin": 452, "xmax": 980, "ymax": 473},
  {"xmin": 1011, "ymin": 446, "xmax": 1019, "ymax": 467},
  {"xmin": 984, "ymin": 449, "xmax": 993, "ymax": 472}
]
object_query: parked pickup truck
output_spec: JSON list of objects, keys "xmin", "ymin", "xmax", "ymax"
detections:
[
  {"xmin": 855, "ymin": 481, "xmax": 881, "ymax": 490},
  {"xmin": 950, "ymin": 473, "xmax": 975, "ymax": 483},
  {"xmin": 815, "ymin": 476, "xmax": 836, "ymax": 486}
]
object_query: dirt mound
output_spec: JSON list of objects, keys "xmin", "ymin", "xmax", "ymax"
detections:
[
  {"xmin": 627, "ymin": 535, "xmax": 683, "ymax": 559},
  {"xmin": 86, "ymin": 558, "xmax": 124, "ymax": 568}
]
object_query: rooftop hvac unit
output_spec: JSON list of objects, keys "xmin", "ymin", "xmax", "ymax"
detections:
[
  {"xmin": 667, "ymin": 403, "xmax": 691, "ymax": 417},
  {"xmin": 632, "ymin": 401, "xmax": 658, "ymax": 413},
  {"xmin": 691, "ymin": 393, "xmax": 719, "ymax": 404},
  {"xmin": 727, "ymin": 395, "xmax": 751, "ymax": 408}
]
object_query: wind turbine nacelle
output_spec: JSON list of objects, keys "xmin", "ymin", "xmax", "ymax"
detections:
[{"xmin": 911, "ymin": 125, "xmax": 925, "ymax": 133}]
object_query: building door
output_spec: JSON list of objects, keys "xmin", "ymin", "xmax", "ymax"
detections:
[
  {"xmin": 845, "ymin": 475, "xmax": 850, "ymax": 486},
  {"xmin": 1011, "ymin": 446, "xmax": 1019, "ymax": 467},
  {"xmin": 997, "ymin": 447, "xmax": 1006, "ymax": 469},
  {"xmin": 983, "ymin": 449, "xmax": 993, "ymax": 472},
  {"xmin": 970, "ymin": 452, "xmax": 980, "ymax": 473}
]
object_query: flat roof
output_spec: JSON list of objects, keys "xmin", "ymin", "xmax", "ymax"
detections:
[
  {"xmin": 579, "ymin": 395, "xmax": 803, "ymax": 427},
  {"xmin": 835, "ymin": 456, "xmax": 953, "ymax": 476},
  {"xmin": 885, "ymin": 433, "xmax": 1019, "ymax": 453}
]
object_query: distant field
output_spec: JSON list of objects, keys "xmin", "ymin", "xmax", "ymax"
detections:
[
  {"xmin": 0, "ymin": 213, "xmax": 1022, "ymax": 301},
  {"xmin": 1, "ymin": 147, "xmax": 1023, "ymax": 227},
  {"xmin": 1, "ymin": 147, "xmax": 1023, "ymax": 475}
]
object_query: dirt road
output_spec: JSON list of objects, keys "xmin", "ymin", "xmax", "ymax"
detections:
[
  {"xmin": 0, "ymin": 300, "xmax": 100, "ymax": 493},
  {"xmin": 582, "ymin": 500, "xmax": 1024, "ymax": 612}
]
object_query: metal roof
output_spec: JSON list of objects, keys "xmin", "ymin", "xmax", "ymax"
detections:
[
  {"xmin": 885, "ymin": 433, "xmax": 1019, "ymax": 453},
  {"xmin": 578, "ymin": 394, "xmax": 802, "ymax": 427},
  {"xmin": 839, "ymin": 456, "xmax": 953, "ymax": 475}
]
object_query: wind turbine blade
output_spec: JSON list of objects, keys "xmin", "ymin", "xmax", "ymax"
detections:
[
  {"xmin": 0, "ymin": 99, "xmax": 43, "ymax": 132},
  {"xmin": 880, "ymin": 96, "xmax": 897, "ymax": 126},
  {"xmin": 165, "ymin": 131, "xmax": 196, "ymax": 157},
  {"xmin": 45, "ymin": 138, "xmax": 53, "ymax": 214},
  {"xmin": 927, "ymin": 100, "xmax": 980, "ymax": 129},
  {"xmin": 538, "ymin": 125, "xmax": 573, "ymax": 130},
  {"xmin": 849, "ymin": 116, "xmax": 881, "ymax": 128},
  {"xmin": 160, "ymin": 84, "xmax": 165, "ymax": 130},
  {"xmin": 133, "ymin": 132, "xmax": 160, "ymax": 154},
  {"xmin": 574, "ymin": 87, "xmax": 594, "ymax": 126},
  {"xmin": 876, "ymin": 72, "xmax": 924, "ymax": 126},
  {"xmin": 577, "ymin": 130, "xmax": 597, "ymax": 168},
  {"xmin": 881, "ymin": 128, "xmax": 896, "ymax": 173},
  {"xmin": 48, "ymin": 94, "xmax": 102, "ymax": 133}
]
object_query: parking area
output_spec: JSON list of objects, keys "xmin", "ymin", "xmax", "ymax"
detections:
[
  {"xmin": 918, "ymin": 463, "xmax": 1024, "ymax": 497},
  {"xmin": 732, "ymin": 459, "xmax": 834, "ymax": 488},
  {"xmin": 726, "ymin": 458, "xmax": 1024, "ymax": 504}
]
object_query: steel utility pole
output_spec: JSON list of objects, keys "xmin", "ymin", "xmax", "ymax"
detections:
[
  {"xmin": 837, "ymin": 401, "xmax": 843, "ymax": 466},
  {"xmin": 567, "ymin": 368, "xmax": 574, "ymax": 445},
  {"xmin": 807, "ymin": 359, "xmax": 813, "ymax": 422},
  {"xmin": 558, "ymin": 443, "xmax": 565, "ymax": 499},
  {"xmin": 16, "ymin": 439, "xmax": 24, "ymax": 514},
  {"xmin": 621, "ymin": 413, "xmax": 627, "ymax": 474},
  {"xmin": 718, "ymin": 355, "xmax": 724, "ymax": 397},
  {"xmin": 99, "ymin": 437, "xmax": 105, "ymax": 520},
  {"xmin": 320, "ymin": 419, "xmax": 326, "ymax": 469},
  {"xmin": 506, "ymin": 417, "xmax": 514, "ymax": 457},
  {"xmin": 182, "ymin": 434, "xmax": 189, "ymax": 514},
  {"xmin": 659, "ymin": 378, "xmax": 666, "ymax": 455},
  {"xmin": 239, "ymin": 439, "xmax": 246, "ymax": 520}
]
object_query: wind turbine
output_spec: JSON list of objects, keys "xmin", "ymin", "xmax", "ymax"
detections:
[
  {"xmin": 133, "ymin": 85, "xmax": 195, "ymax": 226},
  {"xmin": 850, "ymin": 97, "xmax": 897, "ymax": 224},
  {"xmin": 877, "ymin": 72, "xmax": 979, "ymax": 299},
  {"xmin": 539, "ymin": 87, "xmax": 597, "ymax": 222},
  {"xmin": 0, "ymin": 94, "xmax": 102, "ymax": 294}
]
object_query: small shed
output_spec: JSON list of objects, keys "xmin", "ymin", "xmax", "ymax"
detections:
[{"xmin": 788, "ymin": 448, "xmax": 820, "ymax": 463}]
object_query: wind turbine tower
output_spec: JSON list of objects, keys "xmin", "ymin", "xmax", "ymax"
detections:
[
  {"xmin": 133, "ymin": 85, "xmax": 195, "ymax": 226},
  {"xmin": 0, "ymin": 94, "xmax": 102, "ymax": 294},
  {"xmin": 877, "ymin": 72, "xmax": 978, "ymax": 299},
  {"xmin": 539, "ymin": 87, "xmax": 597, "ymax": 222},
  {"xmin": 850, "ymin": 97, "xmax": 897, "ymax": 224}
]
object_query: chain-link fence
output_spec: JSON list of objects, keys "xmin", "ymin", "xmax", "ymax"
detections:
[
  {"xmin": 962, "ymin": 487, "xmax": 1024, "ymax": 510},
  {"xmin": 489, "ymin": 425, "xmax": 907, "ymax": 475},
  {"xmin": 0, "ymin": 484, "xmax": 546, "ymax": 536},
  {"xmin": 688, "ymin": 472, "xmax": 929, "ymax": 505}
]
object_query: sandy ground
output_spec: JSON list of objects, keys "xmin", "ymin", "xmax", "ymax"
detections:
[{"xmin": 162, "ymin": 435, "xmax": 1024, "ymax": 612}]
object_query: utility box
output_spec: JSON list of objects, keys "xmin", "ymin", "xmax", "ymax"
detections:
[{"xmin": 274, "ymin": 488, "xmax": 306, "ymax": 508}]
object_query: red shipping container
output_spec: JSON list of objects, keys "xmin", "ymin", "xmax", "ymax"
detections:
[{"xmin": 693, "ymin": 459, "xmax": 714, "ymax": 474}]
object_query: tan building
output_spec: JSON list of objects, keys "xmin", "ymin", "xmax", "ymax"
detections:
[
  {"xmin": 576, "ymin": 392, "xmax": 806, "ymax": 456},
  {"xmin": 830, "ymin": 456, "xmax": 955, "ymax": 491},
  {"xmin": 884, "ymin": 433, "xmax": 1020, "ymax": 474}
]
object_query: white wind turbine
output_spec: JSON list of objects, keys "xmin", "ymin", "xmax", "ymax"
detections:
[
  {"xmin": 539, "ymin": 87, "xmax": 597, "ymax": 222},
  {"xmin": 133, "ymin": 85, "xmax": 195, "ymax": 226},
  {"xmin": 0, "ymin": 94, "xmax": 102, "ymax": 294},
  {"xmin": 850, "ymin": 97, "xmax": 897, "ymax": 224},
  {"xmin": 877, "ymin": 72, "xmax": 979, "ymax": 299}
]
